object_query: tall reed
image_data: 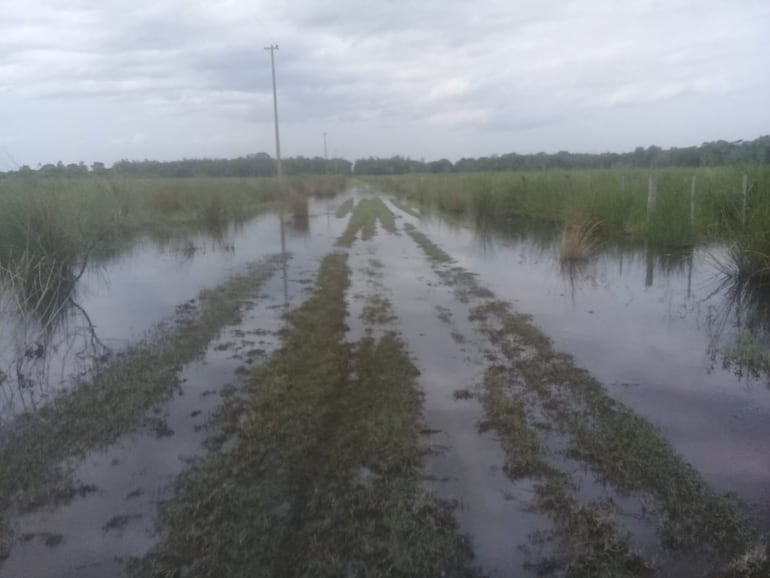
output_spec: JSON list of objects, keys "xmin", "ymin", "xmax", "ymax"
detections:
[{"xmin": 366, "ymin": 167, "xmax": 770, "ymax": 247}]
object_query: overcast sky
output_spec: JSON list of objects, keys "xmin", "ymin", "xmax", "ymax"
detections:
[{"xmin": 1, "ymin": 0, "xmax": 768, "ymax": 167}]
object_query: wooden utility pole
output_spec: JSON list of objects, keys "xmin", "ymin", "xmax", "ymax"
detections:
[{"xmin": 264, "ymin": 44, "xmax": 283, "ymax": 181}]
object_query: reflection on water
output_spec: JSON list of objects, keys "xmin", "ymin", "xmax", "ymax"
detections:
[
  {"xmin": 468, "ymin": 216, "xmax": 767, "ymax": 385},
  {"xmin": 0, "ymin": 196, "xmax": 350, "ymax": 422},
  {"xmin": 559, "ymin": 259, "xmax": 596, "ymax": 304},
  {"xmin": 402, "ymin": 208, "xmax": 770, "ymax": 526},
  {"xmin": 0, "ymin": 253, "xmax": 111, "ymax": 414},
  {"xmin": 704, "ymin": 272, "xmax": 770, "ymax": 380}
]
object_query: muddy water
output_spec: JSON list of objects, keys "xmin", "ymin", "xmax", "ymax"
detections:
[
  {"xmin": 0, "ymin": 198, "xmax": 352, "ymax": 578},
  {"xmin": 6, "ymin": 189, "xmax": 769, "ymax": 576},
  {"xmin": 387, "ymin": 201, "xmax": 770, "ymax": 530},
  {"xmin": 0, "ymin": 198, "xmax": 347, "ymax": 420},
  {"xmin": 344, "ymin": 222, "xmax": 553, "ymax": 576}
]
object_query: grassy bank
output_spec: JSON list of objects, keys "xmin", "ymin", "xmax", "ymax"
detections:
[
  {"xmin": 0, "ymin": 256, "xmax": 283, "ymax": 559},
  {"xmin": 367, "ymin": 167, "xmax": 770, "ymax": 247},
  {"xmin": 135, "ymin": 253, "xmax": 479, "ymax": 577}
]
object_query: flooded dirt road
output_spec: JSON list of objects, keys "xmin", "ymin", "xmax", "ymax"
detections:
[
  {"xmin": 1, "ymin": 190, "xmax": 767, "ymax": 577},
  {"xmin": 0, "ymin": 197, "xmax": 351, "ymax": 576}
]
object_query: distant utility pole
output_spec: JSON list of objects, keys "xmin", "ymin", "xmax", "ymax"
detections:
[
  {"xmin": 323, "ymin": 132, "xmax": 328, "ymax": 174},
  {"xmin": 323, "ymin": 132, "xmax": 328, "ymax": 160},
  {"xmin": 264, "ymin": 44, "xmax": 283, "ymax": 180}
]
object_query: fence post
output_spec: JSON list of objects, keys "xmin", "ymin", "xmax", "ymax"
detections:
[
  {"xmin": 647, "ymin": 174, "xmax": 656, "ymax": 216},
  {"xmin": 621, "ymin": 174, "xmax": 626, "ymax": 195},
  {"xmin": 690, "ymin": 175, "xmax": 696, "ymax": 226},
  {"xmin": 741, "ymin": 174, "xmax": 748, "ymax": 229},
  {"xmin": 645, "ymin": 243, "xmax": 654, "ymax": 288}
]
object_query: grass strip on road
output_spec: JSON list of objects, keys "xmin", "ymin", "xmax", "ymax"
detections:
[
  {"xmin": 404, "ymin": 222, "xmax": 453, "ymax": 263},
  {"xmin": 135, "ymin": 252, "xmax": 480, "ymax": 578},
  {"xmin": 404, "ymin": 223, "xmax": 765, "ymax": 575},
  {"xmin": 337, "ymin": 198, "xmax": 397, "ymax": 246},
  {"xmin": 335, "ymin": 197, "xmax": 355, "ymax": 218},
  {"xmin": 0, "ymin": 256, "xmax": 283, "ymax": 559}
]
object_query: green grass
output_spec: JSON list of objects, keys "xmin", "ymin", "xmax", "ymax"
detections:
[
  {"xmin": 366, "ymin": 167, "xmax": 770, "ymax": 247},
  {"xmin": 134, "ymin": 253, "xmax": 480, "ymax": 577},
  {"xmin": 403, "ymin": 223, "xmax": 453, "ymax": 263},
  {"xmin": 361, "ymin": 294, "xmax": 397, "ymax": 325},
  {"xmin": 0, "ymin": 174, "xmax": 346, "ymax": 332},
  {"xmin": 335, "ymin": 198, "xmax": 355, "ymax": 218},
  {"xmin": 473, "ymin": 299, "xmax": 752, "ymax": 566},
  {"xmin": 337, "ymin": 198, "xmax": 397, "ymax": 246},
  {"xmin": 711, "ymin": 198, "xmax": 770, "ymax": 280},
  {"xmin": 483, "ymin": 352, "xmax": 653, "ymax": 576},
  {"xmin": 0, "ymin": 175, "xmax": 347, "ymax": 263},
  {"xmin": 0, "ymin": 256, "xmax": 283, "ymax": 549}
]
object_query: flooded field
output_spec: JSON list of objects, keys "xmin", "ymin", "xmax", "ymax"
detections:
[
  {"xmin": 0, "ymin": 200, "xmax": 341, "ymax": 418},
  {"xmin": 409, "ymin": 210, "xmax": 770, "ymax": 531},
  {"xmin": 0, "ymin": 188, "xmax": 767, "ymax": 577}
]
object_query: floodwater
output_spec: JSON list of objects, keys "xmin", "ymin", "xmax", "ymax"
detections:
[
  {"xmin": 0, "ymin": 197, "xmax": 347, "ymax": 420},
  {"xmin": 389, "ymin": 202, "xmax": 770, "ymax": 532},
  {"xmin": 2, "ymin": 189, "xmax": 769, "ymax": 576},
  {"xmin": 0, "ymin": 197, "xmax": 351, "ymax": 577},
  {"xmin": 344, "ymin": 228, "xmax": 553, "ymax": 575}
]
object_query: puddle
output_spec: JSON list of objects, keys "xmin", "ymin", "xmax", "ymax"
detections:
[
  {"xmin": 345, "ymin": 245, "xmax": 392, "ymax": 342},
  {"xmin": 0, "ymin": 197, "xmax": 354, "ymax": 577},
  {"xmin": 388, "ymin": 201, "xmax": 770, "ymax": 531},
  {"xmin": 348, "ymin": 220, "xmax": 552, "ymax": 576}
]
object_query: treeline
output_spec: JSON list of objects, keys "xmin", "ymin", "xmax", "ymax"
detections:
[
  {"xmin": 354, "ymin": 135, "xmax": 770, "ymax": 175},
  {"xmin": 3, "ymin": 135, "xmax": 769, "ymax": 179},
  {"xmin": 5, "ymin": 154, "xmax": 352, "ymax": 178}
]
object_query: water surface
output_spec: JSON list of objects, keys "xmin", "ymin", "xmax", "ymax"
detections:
[{"xmin": 392, "ymin": 204, "xmax": 770, "ymax": 529}]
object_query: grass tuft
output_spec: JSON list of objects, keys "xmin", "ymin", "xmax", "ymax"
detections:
[{"xmin": 560, "ymin": 218, "xmax": 602, "ymax": 261}]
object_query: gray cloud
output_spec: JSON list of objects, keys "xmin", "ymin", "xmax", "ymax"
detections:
[{"xmin": 0, "ymin": 0, "xmax": 768, "ymax": 166}]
